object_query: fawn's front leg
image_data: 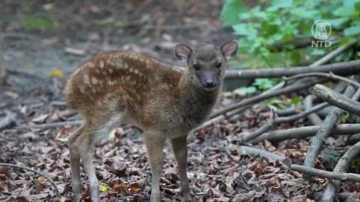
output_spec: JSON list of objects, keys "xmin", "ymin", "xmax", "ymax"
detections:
[
  {"xmin": 170, "ymin": 136, "xmax": 191, "ymax": 201},
  {"xmin": 143, "ymin": 131, "xmax": 166, "ymax": 202}
]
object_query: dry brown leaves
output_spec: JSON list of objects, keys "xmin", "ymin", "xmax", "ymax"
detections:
[{"xmin": 0, "ymin": 102, "xmax": 348, "ymax": 202}]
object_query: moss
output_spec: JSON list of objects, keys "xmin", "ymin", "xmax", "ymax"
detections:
[{"xmin": 20, "ymin": 13, "xmax": 57, "ymax": 31}]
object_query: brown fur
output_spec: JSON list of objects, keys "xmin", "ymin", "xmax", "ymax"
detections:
[{"xmin": 64, "ymin": 40, "xmax": 238, "ymax": 202}]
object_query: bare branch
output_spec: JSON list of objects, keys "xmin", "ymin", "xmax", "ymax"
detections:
[
  {"xmin": 226, "ymin": 145, "xmax": 292, "ymax": 167},
  {"xmin": 315, "ymin": 192, "xmax": 355, "ymax": 202},
  {"xmin": 16, "ymin": 120, "xmax": 83, "ymax": 130},
  {"xmin": 249, "ymin": 124, "xmax": 360, "ymax": 144},
  {"xmin": 284, "ymin": 72, "xmax": 360, "ymax": 88},
  {"xmin": 233, "ymin": 102, "xmax": 328, "ymax": 144},
  {"xmin": 304, "ymin": 95, "xmax": 323, "ymax": 125},
  {"xmin": 0, "ymin": 163, "xmax": 60, "ymax": 197},
  {"xmin": 322, "ymin": 141, "xmax": 360, "ymax": 202},
  {"xmin": 313, "ymin": 84, "xmax": 360, "ymax": 116},
  {"xmin": 290, "ymin": 164, "xmax": 360, "ymax": 183},
  {"xmin": 225, "ymin": 59, "xmax": 360, "ymax": 79},
  {"xmin": 210, "ymin": 78, "xmax": 328, "ymax": 119}
]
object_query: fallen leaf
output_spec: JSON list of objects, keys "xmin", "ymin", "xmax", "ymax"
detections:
[
  {"xmin": 99, "ymin": 184, "xmax": 108, "ymax": 192},
  {"xmin": 50, "ymin": 69, "xmax": 63, "ymax": 77}
]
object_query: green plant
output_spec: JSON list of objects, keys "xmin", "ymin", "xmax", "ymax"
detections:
[
  {"xmin": 233, "ymin": 78, "xmax": 278, "ymax": 96},
  {"xmin": 267, "ymin": 96, "xmax": 301, "ymax": 109},
  {"xmin": 220, "ymin": 0, "xmax": 360, "ymax": 68}
]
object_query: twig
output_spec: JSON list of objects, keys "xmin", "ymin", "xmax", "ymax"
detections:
[
  {"xmin": 256, "ymin": 39, "xmax": 358, "ymax": 94},
  {"xmin": 284, "ymin": 72, "xmax": 360, "ymax": 89},
  {"xmin": 226, "ymin": 145, "xmax": 292, "ymax": 167},
  {"xmin": 274, "ymin": 106, "xmax": 298, "ymax": 117},
  {"xmin": 0, "ymin": 163, "xmax": 60, "ymax": 197},
  {"xmin": 2, "ymin": 32, "xmax": 40, "ymax": 41},
  {"xmin": 304, "ymin": 79, "xmax": 360, "ymax": 172},
  {"xmin": 233, "ymin": 102, "xmax": 329, "ymax": 144},
  {"xmin": 144, "ymin": 22, "xmax": 207, "ymax": 31},
  {"xmin": 321, "ymin": 141, "xmax": 360, "ymax": 202},
  {"xmin": 0, "ymin": 110, "xmax": 17, "ymax": 130},
  {"xmin": 5, "ymin": 69, "xmax": 43, "ymax": 79},
  {"xmin": 290, "ymin": 164, "xmax": 360, "ymax": 182},
  {"xmin": 315, "ymin": 192, "xmax": 354, "ymax": 202},
  {"xmin": 225, "ymin": 59, "xmax": 360, "ymax": 79},
  {"xmin": 0, "ymin": 32, "xmax": 4, "ymax": 82},
  {"xmin": 50, "ymin": 101, "xmax": 67, "ymax": 107},
  {"xmin": 310, "ymin": 38, "xmax": 358, "ymax": 66},
  {"xmin": 270, "ymin": 36, "xmax": 342, "ymax": 52},
  {"xmin": 249, "ymin": 124, "xmax": 360, "ymax": 144},
  {"xmin": 210, "ymin": 78, "xmax": 327, "ymax": 119},
  {"xmin": 314, "ymin": 82, "xmax": 347, "ymax": 118},
  {"xmin": 346, "ymin": 133, "xmax": 360, "ymax": 145},
  {"xmin": 313, "ymin": 84, "xmax": 360, "ymax": 116},
  {"xmin": 271, "ymin": 38, "xmax": 314, "ymax": 52},
  {"xmin": 304, "ymin": 95, "xmax": 323, "ymax": 125},
  {"xmin": 16, "ymin": 120, "xmax": 83, "ymax": 130}
]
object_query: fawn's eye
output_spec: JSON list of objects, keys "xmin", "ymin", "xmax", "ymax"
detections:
[
  {"xmin": 215, "ymin": 62, "xmax": 222, "ymax": 68},
  {"xmin": 193, "ymin": 64, "xmax": 200, "ymax": 71}
]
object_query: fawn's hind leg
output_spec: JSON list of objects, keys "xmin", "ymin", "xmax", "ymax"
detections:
[
  {"xmin": 76, "ymin": 129, "xmax": 100, "ymax": 202},
  {"xmin": 75, "ymin": 112, "xmax": 125, "ymax": 202},
  {"xmin": 68, "ymin": 124, "xmax": 86, "ymax": 202}
]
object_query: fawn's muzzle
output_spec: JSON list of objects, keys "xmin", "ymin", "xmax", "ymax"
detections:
[{"xmin": 202, "ymin": 78, "xmax": 216, "ymax": 89}]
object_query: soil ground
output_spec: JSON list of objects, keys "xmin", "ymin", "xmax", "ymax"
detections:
[{"xmin": 1, "ymin": 1, "xmax": 359, "ymax": 202}]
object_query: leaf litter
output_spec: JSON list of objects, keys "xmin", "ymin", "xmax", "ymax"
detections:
[{"xmin": 1, "ymin": 1, "xmax": 360, "ymax": 202}]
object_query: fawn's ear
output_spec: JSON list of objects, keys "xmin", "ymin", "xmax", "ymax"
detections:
[
  {"xmin": 175, "ymin": 43, "xmax": 192, "ymax": 62},
  {"xmin": 221, "ymin": 40, "xmax": 238, "ymax": 60}
]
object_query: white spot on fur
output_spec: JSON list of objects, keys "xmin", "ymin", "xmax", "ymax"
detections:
[
  {"xmin": 134, "ymin": 69, "xmax": 139, "ymax": 74},
  {"xmin": 83, "ymin": 75, "xmax": 90, "ymax": 84},
  {"xmin": 100, "ymin": 61, "xmax": 105, "ymax": 68},
  {"xmin": 123, "ymin": 63, "xmax": 129, "ymax": 69},
  {"xmin": 79, "ymin": 86, "xmax": 85, "ymax": 93},
  {"xmin": 88, "ymin": 62, "xmax": 95, "ymax": 68},
  {"xmin": 91, "ymin": 77, "xmax": 98, "ymax": 84},
  {"xmin": 107, "ymin": 80, "xmax": 115, "ymax": 85}
]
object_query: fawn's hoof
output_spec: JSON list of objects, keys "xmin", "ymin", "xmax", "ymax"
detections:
[
  {"xmin": 181, "ymin": 193, "xmax": 192, "ymax": 202},
  {"xmin": 73, "ymin": 194, "xmax": 81, "ymax": 202},
  {"xmin": 150, "ymin": 193, "xmax": 160, "ymax": 202}
]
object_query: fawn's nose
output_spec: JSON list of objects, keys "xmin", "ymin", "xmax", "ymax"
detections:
[{"xmin": 203, "ymin": 79, "xmax": 216, "ymax": 88}]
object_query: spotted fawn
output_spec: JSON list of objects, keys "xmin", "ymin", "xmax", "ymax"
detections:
[{"xmin": 63, "ymin": 40, "xmax": 238, "ymax": 202}]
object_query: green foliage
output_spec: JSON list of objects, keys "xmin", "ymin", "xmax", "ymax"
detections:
[
  {"xmin": 340, "ymin": 112, "xmax": 350, "ymax": 123},
  {"xmin": 266, "ymin": 96, "xmax": 301, "ymax": 110},
  {"xmin": 20, "ymin": 13, "xmax": 57, "ymax": 31},
  {"xmin": 349, "ymin": 156, "xmax": 360, "ymax": 173},
  {"xmin": 234, "ymin": 78, "xmax": 278, "ymax": 96},
  {"xmin": 220, "ymin": 0, "xmax": 247, "ymax": 26},
  {"xmin": 220, "ymin": 0, "xmax": 360, "ymax": 68}
]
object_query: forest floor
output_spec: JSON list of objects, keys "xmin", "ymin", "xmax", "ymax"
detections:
[{"xmin": 0, "ymin": 1, "xmax": 359, "ymax": 202}]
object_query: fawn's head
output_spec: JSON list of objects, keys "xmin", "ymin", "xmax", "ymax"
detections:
[{"xmin": 175, "ymin": 40, "xmax": 238, "ymax": 91}]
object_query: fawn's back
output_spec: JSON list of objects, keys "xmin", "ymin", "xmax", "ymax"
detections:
[
  {"xmin": 64, "ymin": 41, "xmax": 238, "ymax": 202},
  {"xmin": 64, "ymin": 50, "xmax": 219, "ymax": 137}
]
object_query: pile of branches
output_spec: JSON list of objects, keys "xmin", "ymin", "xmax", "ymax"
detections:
[{"xmin": 198, "ymin": 39, "xmax": 360, "ymax": 201}]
